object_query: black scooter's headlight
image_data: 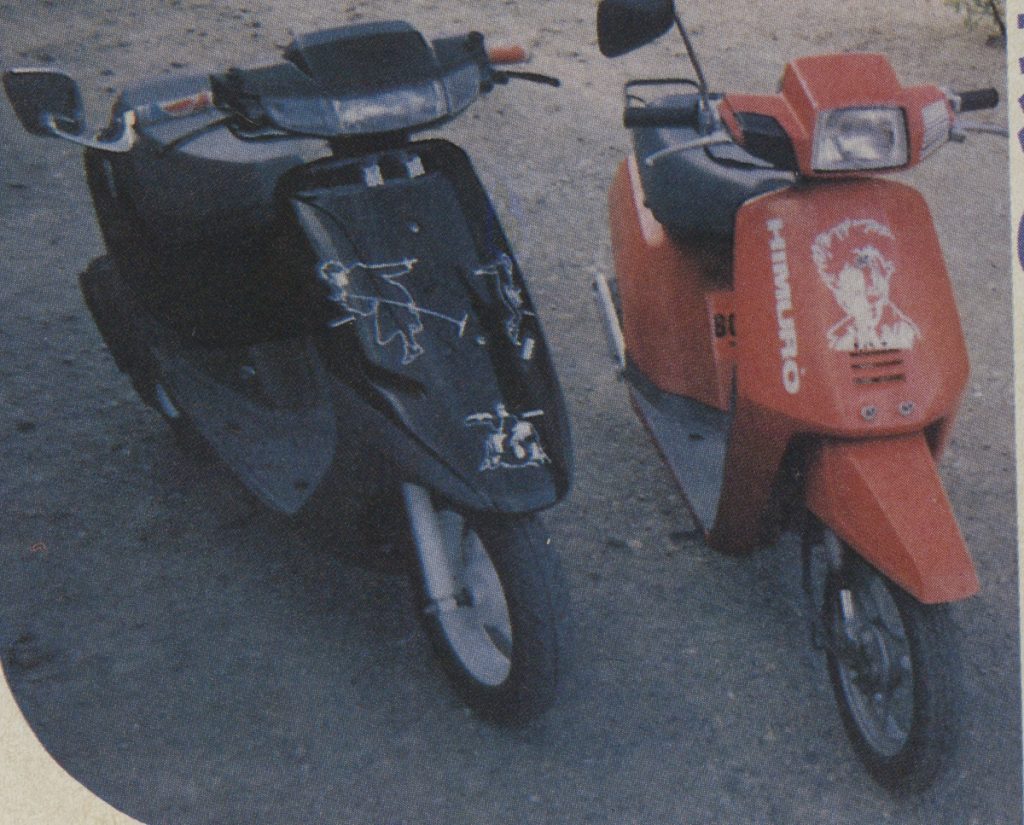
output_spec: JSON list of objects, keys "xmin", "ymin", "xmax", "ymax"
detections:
[{"xmin": 263, "ymin": 81, "xmax": 449, "ymax": 137}]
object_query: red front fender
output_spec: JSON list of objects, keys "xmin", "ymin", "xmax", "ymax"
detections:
[{"xmin": 805, "ymin": 433, "xmax": 978, "ymax": 603}]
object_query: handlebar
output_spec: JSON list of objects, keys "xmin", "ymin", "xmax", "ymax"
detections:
[
  {"xmin": 484, "ymin": 39, "xmax": 560, "ymax": 88},
  {"xmin": 623, "ymin": 102, "xmax": 700, "ymax": 129},
  {"xmin": 955, "ymin": 87, "xmax": 999, "ymax": 112},
  {"xmin": 492, "ymin": 69, "xmax": 561, "ymax": 88}
]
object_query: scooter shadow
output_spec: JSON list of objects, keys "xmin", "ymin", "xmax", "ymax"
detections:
[{"xmin": 1, "ymin": 424, "xmax": 456, "ymax": 819}]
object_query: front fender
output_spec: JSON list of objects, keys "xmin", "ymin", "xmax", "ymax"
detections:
[{"xmin": 805, "ymin": 433, "xmax": 978, "ymax": 603}]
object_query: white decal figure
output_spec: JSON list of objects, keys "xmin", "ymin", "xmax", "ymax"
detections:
[
  {"xmin": 319, "ymin": 258, "xmax": 468, "ymax": 365},
  {"xmin": 811, "ymin": 219, "xmax": 920, "ymax": 352},
  {"xmin": 473, "ymin": 254, "xmax": 535, "ymax": 347},
  {"xmin": 465, "ymin": 403, "xmax": 549, "ymax": 471}
]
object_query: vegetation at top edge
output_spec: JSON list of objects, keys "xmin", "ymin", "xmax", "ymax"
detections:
[{"xmin": 944, "ymin": 0, "xmax": 1006, "ymax": 35}]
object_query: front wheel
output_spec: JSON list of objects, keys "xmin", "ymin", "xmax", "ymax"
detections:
[
  {"xmin": 410, "ymin": 504, "xmax": 568, "ymax": 725},
  {"xmin": 824, "ymin": 554, "xmax": 963, "ymax": 793}
]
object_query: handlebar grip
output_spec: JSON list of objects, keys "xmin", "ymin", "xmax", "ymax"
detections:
[
  {"xmin": 623, "ymin": 104, "xmax": 700, "ymax": 129},
  {"xmin": 956, "ymin": 88, "xmax": 999, "ymax": 112},
  {"xmin": 487, "ymin": 44, "xmax": 529, "ymax": 65}
]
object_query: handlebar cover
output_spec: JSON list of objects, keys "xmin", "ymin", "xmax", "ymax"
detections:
[
  {"xmin": 623, "ymin": 103, "xmax": 700, "ymax": 129},
  {"xmin": 956, "ymin": 87, "xmax": 999, "ymax": 112}
]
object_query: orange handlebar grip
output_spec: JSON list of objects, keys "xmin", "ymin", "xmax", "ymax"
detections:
[{"xmin": 487, "ymin": 44, "xmax": 529, "ymax": 65}]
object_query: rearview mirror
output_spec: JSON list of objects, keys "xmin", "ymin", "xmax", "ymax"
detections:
[
  {"xmin": 3, "ymin": 68, "xmax": 85, "ymax": 137},
  {"xmin": 597, "ymin": 0, "xmax": 675, "ymax": 58},
  {"xmin": 3, "ymin": 67, "xmax": 135, "ymax": 152}
]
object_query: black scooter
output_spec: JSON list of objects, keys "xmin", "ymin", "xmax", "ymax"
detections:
[{"xmin": 3, "ymin": 21, "xmax": 572, "ymax": 723}]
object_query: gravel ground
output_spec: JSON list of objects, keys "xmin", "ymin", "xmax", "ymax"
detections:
[{"xmin": 0, "ymin": 1, "xmax": 1018, "ymax": 823}]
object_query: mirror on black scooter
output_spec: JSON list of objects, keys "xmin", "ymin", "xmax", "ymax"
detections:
[
  {"xmin": 3, "ymin": 67, "xmax": 136, "ymax": 152},
  {"xmin": 3, "ymin": 68, "xmax": 85, "ymax": 137},
  {"xmin": 597, "ymin": 0, "xmax": 676, "ymax": 57}
]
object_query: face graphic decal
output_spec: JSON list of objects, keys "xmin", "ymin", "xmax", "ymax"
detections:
[
  {"xmin": 811, "ymin": 219, "xmax": 920, "ymax": 352},
  {"xmin": 464, "ymin": 403, "xmax": 549, "ymax": 471}
]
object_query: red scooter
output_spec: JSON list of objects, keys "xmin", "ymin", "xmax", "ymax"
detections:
[{"xmin": 594, "ymin": 0, "xmax": 1001, "ymax": 792}]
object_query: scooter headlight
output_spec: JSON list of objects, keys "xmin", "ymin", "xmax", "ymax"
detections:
[{"xmin": 811, "ymin": 107, "xmax": 908, "ymax": 171}]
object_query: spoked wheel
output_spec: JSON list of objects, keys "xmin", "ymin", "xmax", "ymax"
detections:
[
  {"xmin": 405, "ymin": 489, "xmax": 568, "ymax": 724},
  {"xmin": 824, "ymin": 554, "xmax": 963, "ymax": 792}
]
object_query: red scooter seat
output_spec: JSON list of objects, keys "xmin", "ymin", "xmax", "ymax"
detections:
[{"xmin": 631, "ymin": 94, "xmax": 794, "ymax": 237}]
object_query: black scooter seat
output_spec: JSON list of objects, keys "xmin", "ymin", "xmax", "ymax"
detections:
[{"xmin": 632, "ymin": 94, "xmax": 794, "ymax": 237}]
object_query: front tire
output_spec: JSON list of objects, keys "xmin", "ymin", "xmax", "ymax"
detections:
[
  {"xmin": 824, "ymin": 554, "xmax": 963, "ymax": 793},
  {"xmin": 413, "ymin": 510, "xmax": 568, "ymax": 725}
]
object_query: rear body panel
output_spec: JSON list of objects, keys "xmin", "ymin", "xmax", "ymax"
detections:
[{"xmin": 608, "ymin": 157, "xmax": 735, "ymax": 411}]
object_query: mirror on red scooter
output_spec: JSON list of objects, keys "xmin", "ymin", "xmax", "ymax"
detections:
[
  {"xmin": 597, "ymin": 0, "xmax": 676, "ymax": 57},
  {"xmin": 3, "ymin": 68, "xmax": 86, "ymax": 138}
]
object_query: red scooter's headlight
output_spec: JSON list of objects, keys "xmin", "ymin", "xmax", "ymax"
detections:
[{"xmin": 811, "ymin": 106, "xmax": 909, "ymax": 171}]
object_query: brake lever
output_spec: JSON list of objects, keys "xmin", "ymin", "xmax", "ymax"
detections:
[
  {"xmin": 952, "ymin": 118, "xmax": 1009, "ymax": 139},
  {"xmin": 492, "ymin": 69, "xmax": 561, "ymax": 88},
  {"xmin": 644, "ymin": 130, "xmax": 732, "ymax": 167}
]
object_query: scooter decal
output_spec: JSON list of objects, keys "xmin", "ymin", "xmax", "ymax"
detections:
[
  {"xmin": 766, "ymin": 219, "xmax": 802, "ymax": 394},
  {"xmin": 811, "ymin": 219, "xmax": 920, "ymax": 352},
  {"xmin": 472, "ymin": 253, "xmax": 536, "ymax": 355},
  {"xmin": 133, "ymin": 91, "xmax": 214, "ymax": 125},
  {"xmin": 464, "ymin": 403, "xmax": 549, "ymax": 471},
  {"xmin": 318, "ymin": 258, "xmax": 469, "ymax": 365}
]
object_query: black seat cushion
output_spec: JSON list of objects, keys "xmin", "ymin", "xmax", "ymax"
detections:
[{"xmin": 632, "ymin": 94, "xmax": 795, "ymax": 237}]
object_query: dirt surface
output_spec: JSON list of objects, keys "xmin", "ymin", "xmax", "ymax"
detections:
[{"xmin": 0, "ymin": 1, "xmax": 1018, "ymax": 823}]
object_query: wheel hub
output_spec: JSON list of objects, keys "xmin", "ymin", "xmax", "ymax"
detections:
[
  {"xmin": 849, "ymin": 622, "xmax": 902, "ymax": 695},
  {"xmin": 831, "ymin": 581, "xmax": 914, "ymax": 756},
  {"xmin": 432, "ymin": 512, "xmax": 513, "ymax": 686}
]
